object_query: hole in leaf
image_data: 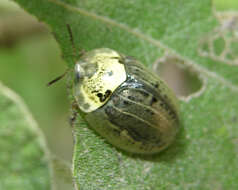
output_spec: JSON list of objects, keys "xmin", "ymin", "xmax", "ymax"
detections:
[
  {"xmin": 212, "ymin": 36, "xmax": 226, "ymax": 56},
  {"xmin": 153, "ymin": 56, "xmax": 203, "ymax": 98}
]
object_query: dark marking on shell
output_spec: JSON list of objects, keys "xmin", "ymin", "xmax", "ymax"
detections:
[
  {"xmin": 150, "ymin": 96, "xmax": 158, "ymax": 106},
  {"xmin": 104, "ymin": 90, "xmax": 112, "ymax": 99},
  {"xmin": 111, "ymin": 56, "xmax": 124, "ymax": 64},
  {"xmin": 118, "ymin": 59, "xmax": 124, "ymax": 64},
  {"xmin": 123, "ymin": 100, "xmax": 130, "ymax": 105},
  {"xmin": 97, "ymin": 90, "xmax": 112, "ymax": 102},
  {"xmin": 91, "ymin": 90, "xmax": 99, "ymax": 93},
  {"xmin": 127, "ymin": 95, "xmax": 136, "ymax": 101},
  {"xmin": 96, "ymin": 93, "xmax": 103, "ymax": 102},
  {"xmin": 154, "ymin": 83, "xmax": 159, "ymax": 88}
]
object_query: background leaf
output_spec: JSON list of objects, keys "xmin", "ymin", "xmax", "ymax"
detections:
[
  {"xmin": 51, "ymin": 156, "xmax": 74, "ymax": 190},
  {"xmin": 0, "ymin": 82, "xmax": 51, "ymax": 190},
  {"xmin": 12, "ymin": 0, "xmax": 238, "ymax": 189}
]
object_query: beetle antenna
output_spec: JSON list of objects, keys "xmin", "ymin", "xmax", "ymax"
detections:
[
  {"xmin": 66, "ymin": 24, "xmax": 85, "ymax": 59},
  {"xmin": 66, "ymin": 24, "xmax": 77, "ymax": 58},
  {"xmin": 47, "ymin": 69, "xmax": 69, "ymax": 86}
]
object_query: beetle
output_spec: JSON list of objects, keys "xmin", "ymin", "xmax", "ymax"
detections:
[
  {"xmin": 72, "ymin": 48, "xmax": 180, "ymax": 154},
  {"xmin": 48, "ymin": 25, "xmax": 180, "ymax": 154}
]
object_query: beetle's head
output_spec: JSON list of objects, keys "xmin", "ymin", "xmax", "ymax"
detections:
[{"xmin": 74, "ymin": 60, "xmax": 98, "ymax": 84}]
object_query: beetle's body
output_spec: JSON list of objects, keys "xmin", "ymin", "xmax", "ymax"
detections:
[{"xmin": 73, "ymin": 48, "xmax": 179, "ymax": 154}]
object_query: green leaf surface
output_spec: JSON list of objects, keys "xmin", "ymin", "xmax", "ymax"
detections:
[
  {"xmin": 0, "ymin": 82, "xmax": 51, "ymax": 190},
  {"xmin": 12, "ymin": 0, "xmax": 238, "ymax": 189}
]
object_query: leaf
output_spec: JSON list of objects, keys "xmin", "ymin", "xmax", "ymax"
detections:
[
  {"xmin": 0, "ymin": 82, "xmax": 51, "ymax": 190},
  {"xmin": 51, "ymin": 156, "xmax": 74, "ymax": 190},
  {"xmin": 12, "ymin": 0, "xmax": 238, "ymax": 189}
]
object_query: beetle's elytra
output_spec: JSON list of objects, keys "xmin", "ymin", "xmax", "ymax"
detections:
[{"xmin": 73, "ymin": 48, "xmax": 179, "ymax": 154}]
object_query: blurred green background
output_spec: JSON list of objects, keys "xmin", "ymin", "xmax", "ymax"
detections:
[
  {"xmin": 0, "ymin": 0, "xmax": 73, "ymax": 161},
  {"xmin": 0, "ymin": 0, "xmax": 237, "ymax": 162}
]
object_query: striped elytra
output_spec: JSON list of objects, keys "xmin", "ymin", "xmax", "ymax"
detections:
[{"xmin": 73, "ymin": 48, "xmax": 179, "ymax": 154}]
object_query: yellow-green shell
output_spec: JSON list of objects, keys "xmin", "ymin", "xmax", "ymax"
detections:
[{"xmin": 73, "ymin": 49, "xmax": 126, "ymax": 112}]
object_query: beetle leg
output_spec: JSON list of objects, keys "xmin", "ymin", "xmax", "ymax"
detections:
[
  {"xmin": 69, "ymin": 100, "xmax": 80, "ymax": 146},
  {"xmin": 69, "ymin": 100, "xmax": 79, "ymax": 127}
]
